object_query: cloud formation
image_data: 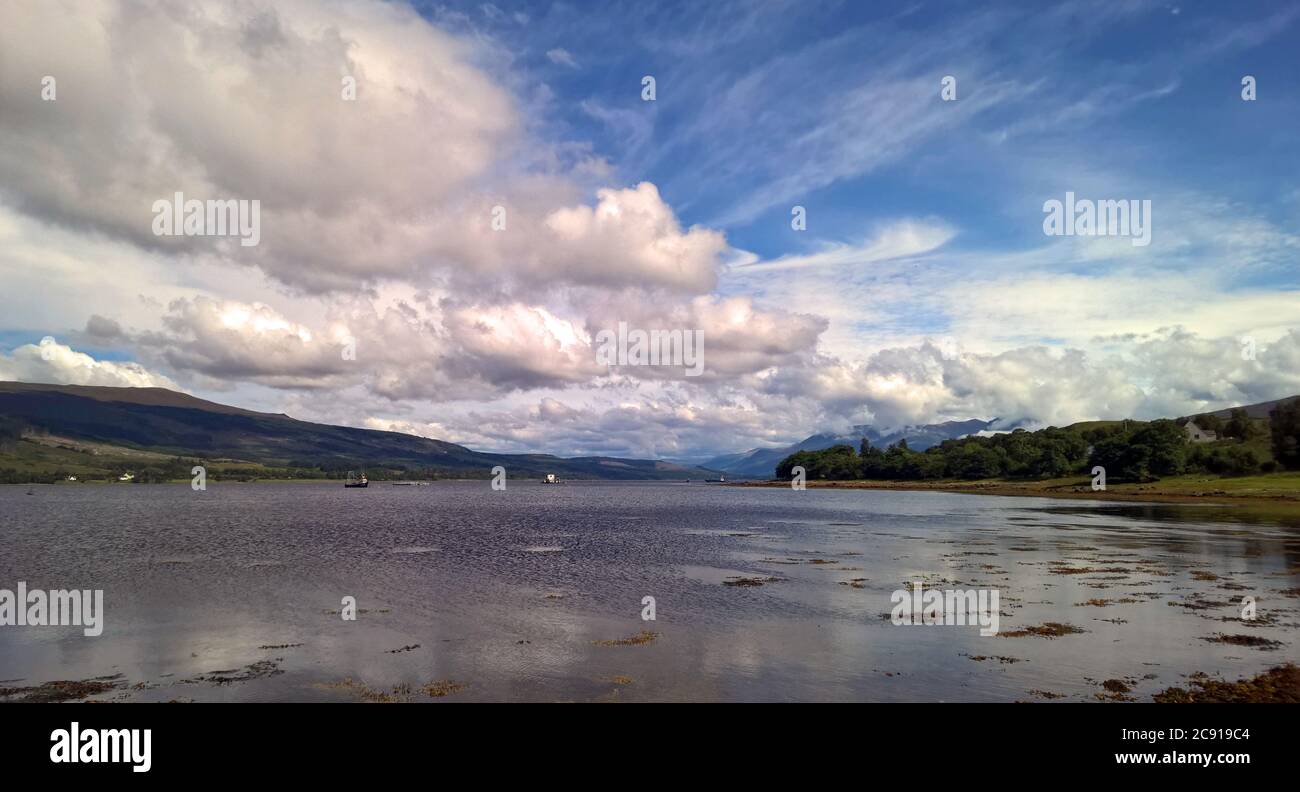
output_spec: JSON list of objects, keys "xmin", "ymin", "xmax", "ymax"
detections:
[
  {"xmin": 0, "ymin": 339, "xmax": 177, "ymax": 390},
  {"xmin": 1, "ymin": 0, "xmax": 1298, "ymax": 461},
  {"xmin": 0, "ymin": 1, "xmax": 729, "ymax": 298}
]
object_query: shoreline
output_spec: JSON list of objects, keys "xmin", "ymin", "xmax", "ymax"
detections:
[
  {"xmin": 729, "ymin": 476, "xmax": 1300, "ymax": 511},
  {"xmin": 11, "ymin": 476, "xmax": 1300, "ymax": 512}
]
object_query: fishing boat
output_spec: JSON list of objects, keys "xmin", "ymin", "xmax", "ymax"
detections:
[{"xmin": 344, "ymin": 471, "xmax": 368, "ymax": 488}]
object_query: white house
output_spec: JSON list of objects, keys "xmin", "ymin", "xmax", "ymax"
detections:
[{"xmin": 1183, "ymin": 421, "xmax": 1218, "ymax": 443}]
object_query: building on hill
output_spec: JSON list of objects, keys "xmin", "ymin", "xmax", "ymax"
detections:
[{"xmin": 1183, "ymin": 421, "xmax": 1218, "ymax": 443}]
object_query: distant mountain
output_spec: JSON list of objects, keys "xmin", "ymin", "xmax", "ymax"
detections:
[
  {"xmin": 704, "ymin": 418, "xmax": 996, "ymax": 479},
  {"xmin": 0, "ymin": 381, "xmax": 717, "ymax": 480}
]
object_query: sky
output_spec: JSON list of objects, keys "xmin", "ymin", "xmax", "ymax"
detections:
[{"xmin": 1, "ymin": 0, "xmax": 1298, "ymax": 462}]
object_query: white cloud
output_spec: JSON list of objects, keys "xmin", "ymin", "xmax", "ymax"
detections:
[
  {"xmin": 135, "ymin": 297, "xmax": 355, "ymax": 389},
  {"xmin": 733, "ymin": 219, "xmax": 955, "ymax": 273},
  {"xmin": 762, "ymin": 330, "xmax": 1300, "ymax": 433},
  {"xmin": 0, "ymin": 339, "xmax": 178, "ymax": 390},
  {"xmin": 0, "ymin": 0, "xmax": 517, "ymax": 290},
  {"xmin": 940, "ymin": 272, "xmax": 1300, "ymax": 350},
  {"xmin": 119, "ymin": 288, "xmax": 827, "ymax": 401},
  {"xmin": 539, "ymin": 183, "xmax": 727, "ymax": 293},
  {"xmin": 0, "ymin": 1, "xmax": 728, "ymax": 296}
]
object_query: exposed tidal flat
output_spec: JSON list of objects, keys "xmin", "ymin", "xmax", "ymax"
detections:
[{"xmin": 2, "ymin": 481, "xmax": 1298, "ymax": 702}]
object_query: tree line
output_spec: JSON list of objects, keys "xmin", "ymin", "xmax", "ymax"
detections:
[{"xmin": 775, "ymin": 403, "xmax": 1300, "ymax": 482}]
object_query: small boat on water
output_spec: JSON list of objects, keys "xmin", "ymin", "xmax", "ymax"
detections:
[{"xmin": 344, "ymin": 471, "xmax": 368, "ymax": 488}]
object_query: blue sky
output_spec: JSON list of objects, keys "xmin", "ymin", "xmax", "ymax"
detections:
[
  {"xmin": 422, "ymin": 0, "xmax": 1299, "ymax": 260},
  {"xmin": 1, "ymin": 0, "xmax": 1298, "ymax": 460}
]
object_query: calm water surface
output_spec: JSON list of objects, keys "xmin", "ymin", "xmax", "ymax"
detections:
[{"xmin": 2, "ymin": 481, "xmax": 1298, "ymax": 701}]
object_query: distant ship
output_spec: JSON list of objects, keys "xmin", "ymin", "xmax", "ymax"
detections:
[
  {"xmin": 705, "ymin": 475, "xmax": 726, "ymax": 483},
  {"xmin": 344, "ymin": 471, "xmax": 368, "ymax": 488},
  {"xmin": 542, "ymin": 473, "xmax": 559, "ymax": 484}
]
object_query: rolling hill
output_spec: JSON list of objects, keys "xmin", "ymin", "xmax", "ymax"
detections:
[
  {"xmin": 0, "ymin": 381, "xmax": 718, "ymax": 480},
  {"xmin": 1204, "ymin": 395, "xmax": 1300, "ymax": 420}
]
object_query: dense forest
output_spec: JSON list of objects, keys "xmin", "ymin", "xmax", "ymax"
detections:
[{"xmin": 776, "ymin": 403, "xmax": 1300, "ymax": 482}]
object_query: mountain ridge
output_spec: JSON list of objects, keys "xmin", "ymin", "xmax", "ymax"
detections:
[{"xmin": 0, "ymin": 381, "xmax": 717, "ymax": 480}]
